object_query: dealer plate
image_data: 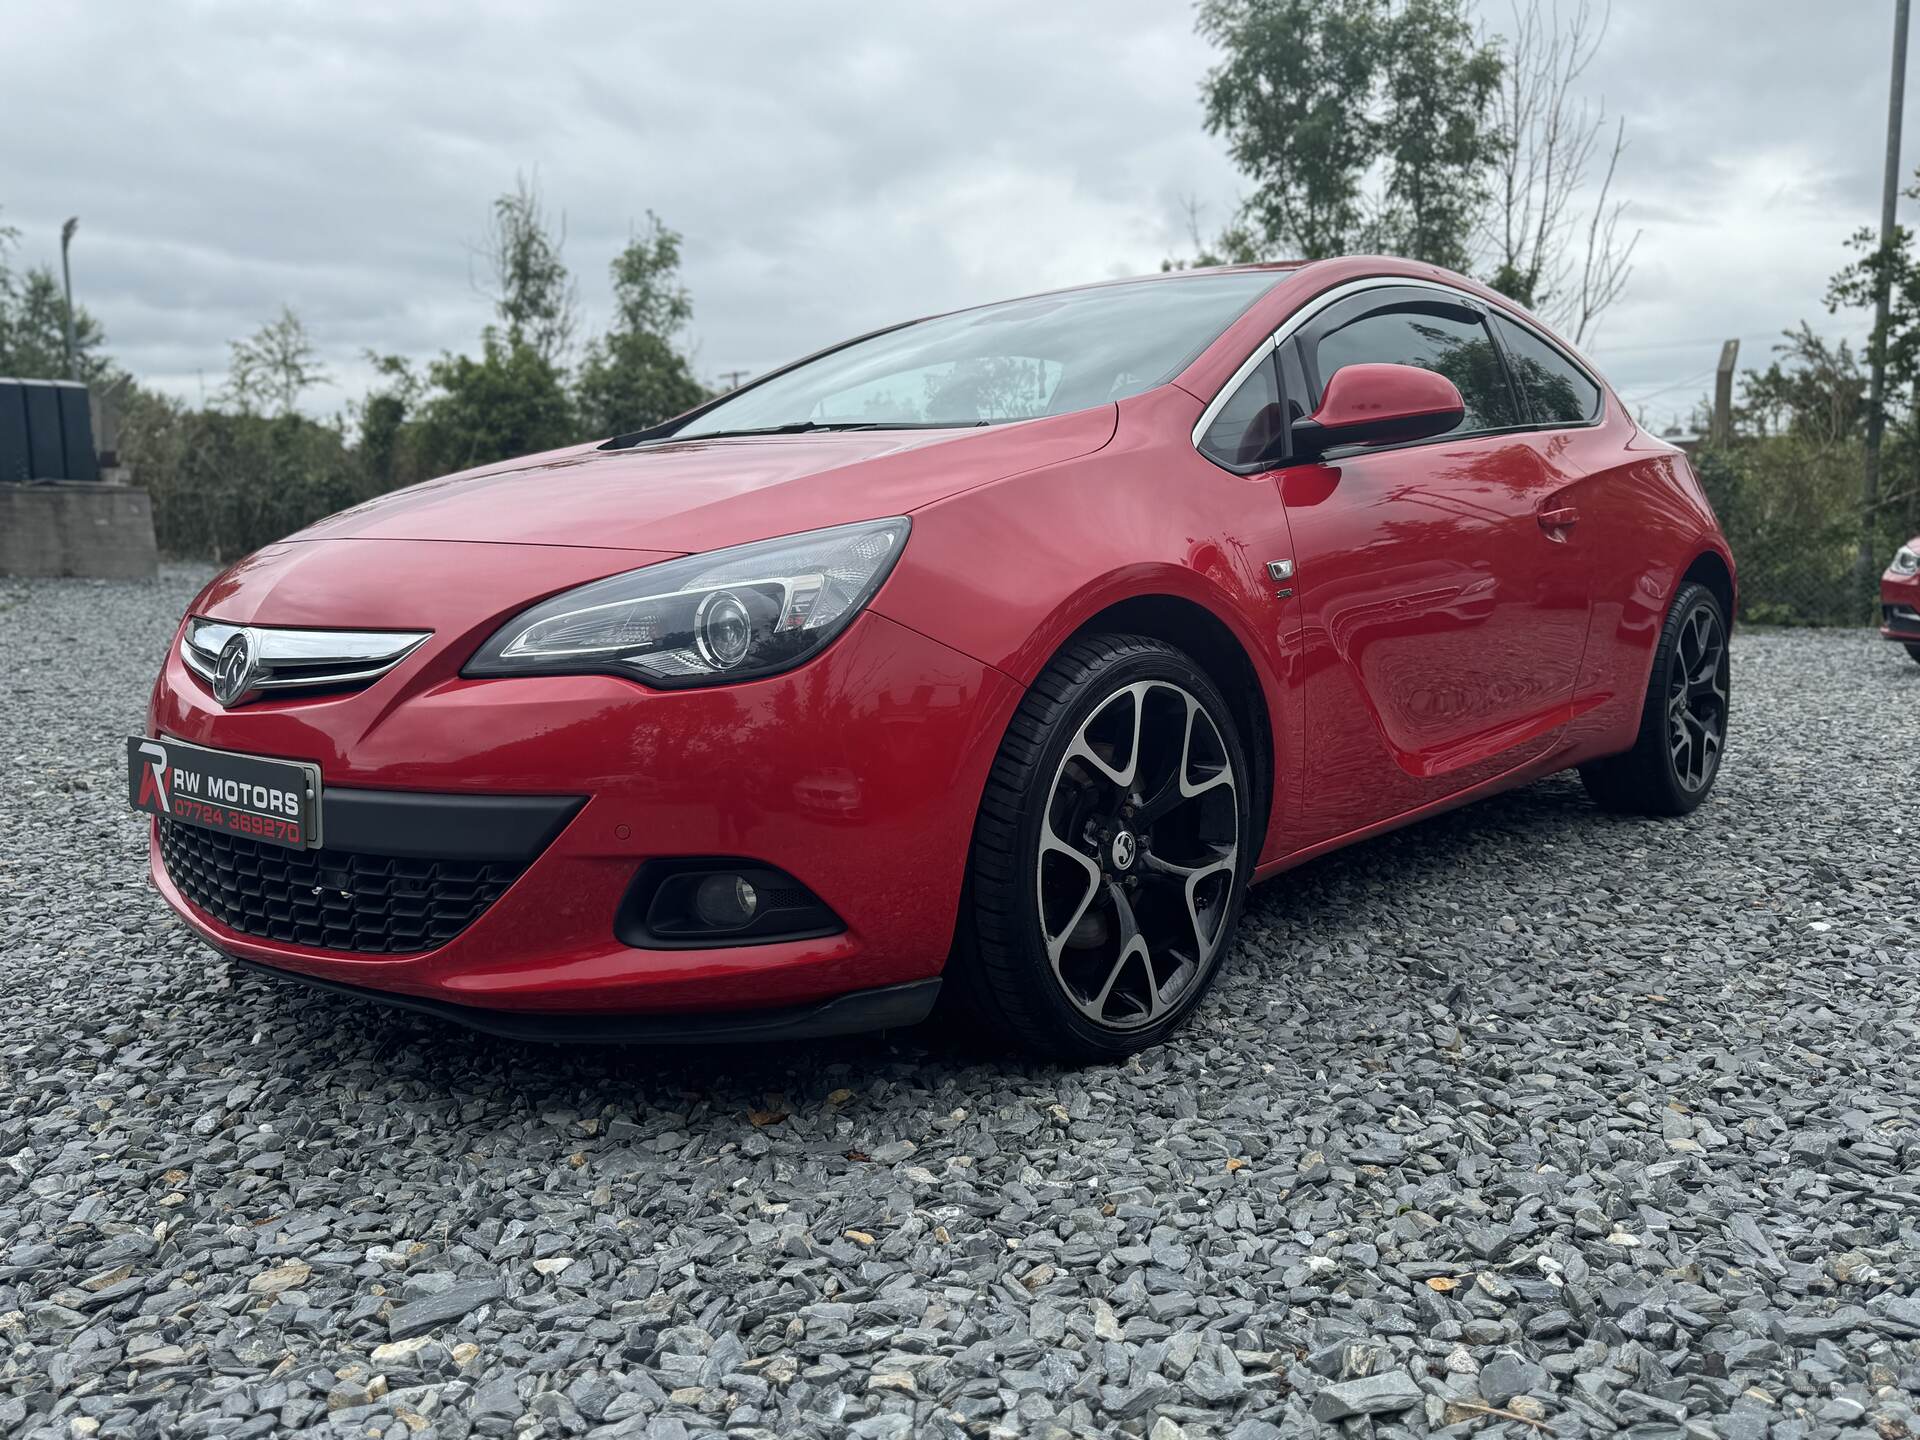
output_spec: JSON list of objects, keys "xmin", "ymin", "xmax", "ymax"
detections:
[{"xmin": 127, "ymin": 736, "xmax": 322, "ymax": 850}]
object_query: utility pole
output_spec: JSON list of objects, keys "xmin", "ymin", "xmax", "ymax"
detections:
[
  {"xmin": 59, "ymin": 217, "xmax": 80, "ymax": 379},
  {"xmin": 717, "ymin": 369, "xmax": 750, "ymax": 392},
  {"xmin": 1711, "ymin": 340, "xmax": 1740, "ymax": 446},
  {"xmin": 1862, "ymin": 0, "xmax": 1911, "ymax": 600}
]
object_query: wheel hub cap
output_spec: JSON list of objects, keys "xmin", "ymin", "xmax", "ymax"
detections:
[{"xmin": 1109, "ymin": 831, "xmax": 1137, "ymax": 871}]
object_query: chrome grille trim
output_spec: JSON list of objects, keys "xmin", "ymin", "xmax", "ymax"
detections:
[{"xmin": 182, "ymin": 618, "xmax": 431, "ymax": 698}]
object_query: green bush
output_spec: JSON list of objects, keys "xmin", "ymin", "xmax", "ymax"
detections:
[
  {"xmin": 121, "ymin": 390, "xmax": 385, "ymax": 562},
  {"xmin": 1694, "ymin": 437, "xmax": 1909, "ymax": 627}
]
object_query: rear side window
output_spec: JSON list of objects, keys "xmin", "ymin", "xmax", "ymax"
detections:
[
  {"xmin": 1311, "ymin": 305, "xmax": 1518, "ymax": 435},
  {"xmin": 1490, "ymin": 313, "xmax": 1601, "ymax": 425},
  {"xmin": 1198, "ymin": 354, "xmax": 1286, "ymax": 469}
]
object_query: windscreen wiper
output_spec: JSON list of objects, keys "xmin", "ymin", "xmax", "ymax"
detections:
[
  {"xmin": 604, "ymin": 418, "xmax": 997, "ymax": 450},
  {"xmin": 667, "ymin": 419, "xmax": 994, "ymax": 443}
]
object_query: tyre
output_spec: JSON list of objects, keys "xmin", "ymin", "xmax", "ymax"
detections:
[
  {"xmin": 956, "ymin": 633, "xmax": 1252, "ymax": 1060},
  {"xmin": 1906, "ymin": 643, "xmax": 1920, "ymax": 665},
  {"xmin": 1580, "ymin": 580, "xmax": 1730, "ymax": 816}
]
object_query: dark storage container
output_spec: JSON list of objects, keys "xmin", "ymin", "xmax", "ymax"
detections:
[
  {"xmin": 19, "ymin": 380, "xmax": 65, "ymax": 479},
  {"xmin": 0, "ymin": 378, "xmax": 99, "ymax": 480},
  {"xmin": 54, "ymin": 381, "xmax": 97, "ymax": 481},
  {"xmin": 0, "ymin": 382, "xmax": 28, "ymax": 483}
]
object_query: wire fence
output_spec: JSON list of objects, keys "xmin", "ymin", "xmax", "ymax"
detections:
[{"xmin": 1692, "ymin": 442, "xmax": 1914, "ymax": 628}]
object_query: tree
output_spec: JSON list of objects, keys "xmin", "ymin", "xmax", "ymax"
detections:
[
  {"xmin": 411, "ymin": 328, "xmax": 576, "ymax": 474},
  {"xmin": 1829, "ymin": 188, "xmax": 1920, "ymax": 413},
  {"xmin": 1195, "ymin": 0, "xmax": 1501, "ymax": 265},
  {"xmin": 476, "ymin": 174, "xmax": 578, "ymax": 366},
  {"xmin": 1736, "ymin": 325, "xmax": 1865, "ymax": 448},
  {"xmin": 0, "ymin": 218, "xmax": 114, "ymax": 381},
  {"xmin": 574, "ymin": 214, "xmax": 709, "ymax": 436},
  {"xmin": 1483, "ymin": 0, "xmax": 1638, "ymax": 343},
  {"xmin": 1829, "ymin": 179, "xmax": 1920, "ymax": 532},
  {"xmin": 350, "ymin": 352, "xmax": 425, "ymax": 487},
  {"xmin": 223, "ymin": 306, "xmax": 329, "ymax": 416},
  {"xmin": 1372, "ymin": 0, "xmax": 1504, "ymax": 269}
]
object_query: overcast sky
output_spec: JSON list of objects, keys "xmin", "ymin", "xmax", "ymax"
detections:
[{"xmin": 5, "ymin": 1, "xmax": 1914, "ymax": 433}]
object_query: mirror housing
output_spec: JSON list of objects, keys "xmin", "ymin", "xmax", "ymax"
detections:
[{"xmin": 1290, "ymin": 363, "xmax": 1466, "ymax": 460}]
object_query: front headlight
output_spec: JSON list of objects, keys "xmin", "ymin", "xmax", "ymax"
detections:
[
  {"xmin": 1892, "ymin": 544, "xmax": 1920, "ymax": 577},
  {"xmin": 465, "ymin": 517, "xmax": 910, "ymax": 688}
]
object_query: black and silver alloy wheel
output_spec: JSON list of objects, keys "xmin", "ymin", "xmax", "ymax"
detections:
[
  {"xmin": 956, "ymin": 633, "xmax": 1252, "ymax": 1059},
  {"xmin": 1037, "ymin": 680, "xmax": 1238, "ymax": 1031},
  {"xmin": 1581, "ymin": 579, "xmax": 1731, "ymax": 817},
  {"xmin": 1666, "ymin": 599, "xmax": 1728, "ymax": 794}
]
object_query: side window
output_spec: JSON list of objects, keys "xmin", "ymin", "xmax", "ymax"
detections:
[
  {"xmin": 1311, "ymin": 304, "xmax": 1518, "ymax": 435},
  {"xmin": 1490, "ymin": 314, "xmax": 1601, "ymax": 425},
  {"xmin": 1197, "ymin": 352, "xmax": 1287, "ymax": 469}
]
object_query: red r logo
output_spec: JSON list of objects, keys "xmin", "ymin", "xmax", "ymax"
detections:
[{"xmin": 137, "ymin": 741, "xmax": 170, "ymax": 813}]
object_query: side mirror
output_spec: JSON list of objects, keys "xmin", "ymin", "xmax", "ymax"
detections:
[{"xmin": 1290, "ymin": 363, "xmax": 1465, "ymax": 460}]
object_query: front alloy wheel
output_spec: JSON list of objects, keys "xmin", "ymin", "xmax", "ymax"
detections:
[
  {"xmin": 958, "ymin": 634, "xmax": 1251, "ymax": 1059},
  {"xmin": 1037, "ymin": 680, "xmax": 1239, "ymax": 1031}
]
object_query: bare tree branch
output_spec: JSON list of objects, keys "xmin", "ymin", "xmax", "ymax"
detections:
[
  {"xmin": 1571, "ymin": 116, "xmax": 1640, "ymax": 345},
  {"xmin": 470, "ymin": 171, "xmax": 579, "ymax": 365},
  {"xmin": 1483, "ymin": 0, "xmax": 1635, "ymax": 338}
]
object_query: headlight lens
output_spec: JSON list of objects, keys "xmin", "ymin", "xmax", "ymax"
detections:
[
  {"xmin": 465, "ymin": 518, "xmax": 910, "ymax": 688},
  {"xmin": 1893, "ymin": 544, "xmax": 1920, "ymax": 577}
]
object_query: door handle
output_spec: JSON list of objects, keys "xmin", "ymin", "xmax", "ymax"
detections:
[{"xmin": 1538, "ymin": 505, "xmax": 1580, "ymax": 536}]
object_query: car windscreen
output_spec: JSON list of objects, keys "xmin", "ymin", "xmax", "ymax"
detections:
[{"xmin": 674, "ymin": 271, "xmax": 1285, "ymax": 437}]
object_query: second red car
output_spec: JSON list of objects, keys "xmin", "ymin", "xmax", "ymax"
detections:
[{"xmin": 1883, "ymin": 537, "xmax": 1920, "ymax": 662}]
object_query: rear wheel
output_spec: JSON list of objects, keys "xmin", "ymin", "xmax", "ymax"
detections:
[
  {"xmin": 1906, "ymin": 642, "xmax": 1920, "ymax": 665},
  {"xmin": 956, "ymin": 634, "xmax": 1251, "ymax": 1060},
  {"xmin": 1580, "ymin": 580, "xmax": 1730, "ymax": 816}
]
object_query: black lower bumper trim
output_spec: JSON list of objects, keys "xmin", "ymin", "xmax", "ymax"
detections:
[
  {"xmin": 322, "ymin": 789, "xmax": 583, "ymax": 862},
  {"xmin": 231, "ymin": 958, "xmax": 941, "ymax": 1044}
]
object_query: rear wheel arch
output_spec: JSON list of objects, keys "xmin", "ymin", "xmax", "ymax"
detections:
[{"xmin": 1682, "ymin": 548, "xmax": 1736, "ymax": 631}]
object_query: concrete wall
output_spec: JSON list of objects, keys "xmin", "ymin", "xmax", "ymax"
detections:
[{"xmin": 0, "ymin": 482, "xmax": 160, "ymax": 579}]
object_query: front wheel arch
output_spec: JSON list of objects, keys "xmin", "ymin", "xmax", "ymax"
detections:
[{"xmin": 1056, "ymin": 594, "xmax": 1276, "ymax": 860}]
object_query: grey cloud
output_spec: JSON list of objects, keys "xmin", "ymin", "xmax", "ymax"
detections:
[{"xmin": 3, "ymin": 1, "xmax": 1913, "ymax": 434}]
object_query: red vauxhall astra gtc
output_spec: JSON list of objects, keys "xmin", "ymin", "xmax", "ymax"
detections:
[
  {"xmin": 132, "ymin": 258, "xmax": 1736, "ymax": 1059},
  {"xmin": 1884, "ymin": 536, "xmax": 1920, "ymax": 661}
]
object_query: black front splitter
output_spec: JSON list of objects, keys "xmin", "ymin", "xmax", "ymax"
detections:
[{"xmin": 231, "ymin": 958, "xmax": 941, "ymax": 1045}]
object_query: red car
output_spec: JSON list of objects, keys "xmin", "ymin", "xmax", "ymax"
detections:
[
  {"xmin": 131, "ymin": 257, "xmax": 1735, "ymax": 1059},
  {"xmin": 1884, "ymin": 537, "xmax": 1920, "ymax": 662}
]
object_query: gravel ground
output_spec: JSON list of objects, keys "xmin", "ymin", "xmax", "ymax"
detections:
[{"xmin": 2, "ymin": 566, "xmax": 1917, "ymax": 1440}]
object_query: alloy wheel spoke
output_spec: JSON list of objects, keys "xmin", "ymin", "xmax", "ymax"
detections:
[
  {"xmin": 1142, "ymin": 847, "xmax": 1238, "ymax": 963},
  {"xmin": 1088, "ymin": 881, "xmax": 1153, "ymax": 1016},
  {"xmin": 1037, "ymin": 678, "xmax": 1241, "ymax": 1032},
  {"xmin": 1062, "ymin": 683, "xmax": 1146, "ymax": 794},
  {"xmin": 1177, "ymin": 694, "xmax": 1234, "ymax": 802},
  {"xmin": 1037, "ymin": 819, "xmax": 1102, "ymax": 963}
]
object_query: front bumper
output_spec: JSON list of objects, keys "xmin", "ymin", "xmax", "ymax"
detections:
[
  {"xmin": 1883, "ymin": 561, "xmax": 1920, "ymax": 642},
  {"xmin": 147, "ymin": 583, "xmax": 1021, "ymax": 1023}
]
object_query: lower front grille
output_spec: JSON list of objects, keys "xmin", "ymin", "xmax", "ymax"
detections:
[{"xmin": 158, "ymin": 821, "xmax": 523, "ymax": 954}]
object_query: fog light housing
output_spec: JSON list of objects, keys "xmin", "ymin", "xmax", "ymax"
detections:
[
  {"xmin": 694, "ymin": 873, "xmax": 759, "ymax": 930},
  {"xmin": 617, "ymin": 859, "xmax": 843, "ymax": 949}
]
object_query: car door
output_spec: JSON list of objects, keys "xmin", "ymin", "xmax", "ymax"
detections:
[{"xmin": 1272, "ymin": 286, "xmax": 1593, "ymax": 847}]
